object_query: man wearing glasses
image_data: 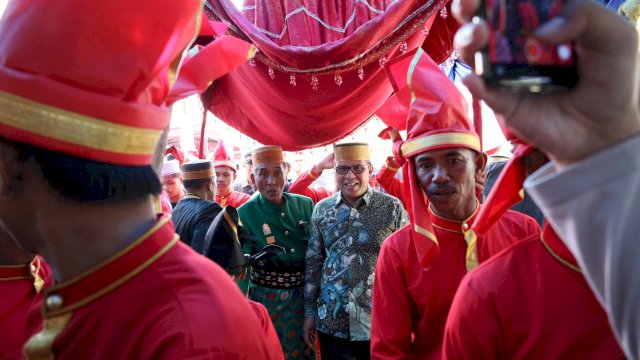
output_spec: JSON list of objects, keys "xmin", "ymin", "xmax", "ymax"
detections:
[{"xmin": 303, "ymin": 143, "xmax": 408, "ymax": 359}]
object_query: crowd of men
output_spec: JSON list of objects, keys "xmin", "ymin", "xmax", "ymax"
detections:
[{"xmin": 1, "ymin": 0, "xmax": 639, "ymax": 359}]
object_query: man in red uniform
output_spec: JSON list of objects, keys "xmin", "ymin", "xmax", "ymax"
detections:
[
  {"xmin": 0, "ymin": 232, "xmax": 51, "ymax": 360},
  {"xmin": 212, "ymin": 139, "xmax": 251, "ymax": 208},
  {"xmin": 370, "ymin": 49, "xmax": 540, "ymax": 360},
  {"xmin": 442, "ymin": 144, "xmax": 624, "ymax": 359},
  {"xmin": 0, "ymin": 1, "xmax": 276, "ymax": 358},
  {"xmin": 288, "ymin": 152, "xmax": 335, "ymax": 203}
]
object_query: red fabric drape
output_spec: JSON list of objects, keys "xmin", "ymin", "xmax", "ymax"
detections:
[{"xmin": 203, "ymin": 0, "xmax": 458, "ymax": 150}]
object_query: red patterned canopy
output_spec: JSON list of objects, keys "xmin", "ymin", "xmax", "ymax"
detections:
[{"xmin": 203, "ymin": 0, "xmax": 458, "ymax": 150}]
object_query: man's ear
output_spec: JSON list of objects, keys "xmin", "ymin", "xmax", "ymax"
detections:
[
  {"xmin": 474, "ymin": 151, "xmax": 488, "ymax": 184},
  {"xmin": 250, "ymin": 172, "xmax": 256, "ymax": 186},
  {"xmin": 232, "ymin": 171, "xmax": 237, "ymax": 181}
]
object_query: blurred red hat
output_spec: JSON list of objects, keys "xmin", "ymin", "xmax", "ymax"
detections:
[
  {"xmin": 212, "ymin": 139, "xmax": 236, "ymax": 171},
  {"xmin": 0, "ymin": 0, "xmax": 203, "ymax": 165}
]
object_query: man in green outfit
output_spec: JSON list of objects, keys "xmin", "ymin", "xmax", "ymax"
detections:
[{"xmin": 238, "ymin": 145, "xmax": 315, "ymax": 359}]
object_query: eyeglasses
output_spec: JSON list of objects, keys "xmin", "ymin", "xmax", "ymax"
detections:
[{"xmin": 335, "ymin": 164, "xmax": 367, "ymax": 175}]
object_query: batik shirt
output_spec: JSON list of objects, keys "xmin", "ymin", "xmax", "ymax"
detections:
[{"xmin": 304, "ymin": 187, "xmax": 408, "ymax": 341}]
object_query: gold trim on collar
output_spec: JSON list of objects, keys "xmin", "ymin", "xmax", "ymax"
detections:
[
  {"xmin": 45, "ymin": 235, "xmax": 179, "ymax": 318},
  {"xmin": 401, "ymin": 133, "xmax": 481, "ymax": 157},
  {"xmin": 541, "ymin": 234, "xmax": 582, "ymax": 274},
  {"xmin": 182, "ymin": 168, "xmax": 215, "ymax": 180},
  {"xmin": 46, "ymin": 217, "xmax": 172, "ymax": 289},
  {"xmin": 0, "ymin": 91, "xmax": 162, "ymax": 156},
  {"xmin": 414, "ymin": 224, "xmax": 438, "ymax": 244}
]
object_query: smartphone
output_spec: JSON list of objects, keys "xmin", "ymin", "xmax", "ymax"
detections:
[{"xmin": 475, "ymin": 0, "xmax": 578, "ymax": 92}]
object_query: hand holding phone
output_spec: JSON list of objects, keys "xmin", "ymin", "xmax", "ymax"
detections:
[{"xmin": 451, "ymin": 0, "xmax": 639, "ymax": 167}]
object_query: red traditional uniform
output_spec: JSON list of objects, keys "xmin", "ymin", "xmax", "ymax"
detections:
[
  {"xmin": 443, "ymin": 224, "xmax": 625, "ymax": 359},
  {"xmin": 0, "ymin": 256, "xmax": 50, "ymax": 360},
  {"xmin": 442, "ymin": 125, "xmax": 623, "ymax": 359},
  {"xmin": 287, "ymin": 167, "xmax": 332, "ymax": 203},
  {"xmin": 371, "ymin": 49, "xmax": 540, "ymax": 359},
  {"xmin": 0, "ymin": 0, "xmax": 262, "ymax": 358},
  {"xmin": 372, "ymin": 207, "xmax": 539, "ymax": 359},
  {"xmin": 212, "ymin": 139, "xmax": 252, "ymax": 208},
  {"xmin": 23, "ymin": 217, "xmax": 276, "ymax": 359},
  {"xmin": 216, "ymin": 190, "xmax": 251, "ymax": 208}
]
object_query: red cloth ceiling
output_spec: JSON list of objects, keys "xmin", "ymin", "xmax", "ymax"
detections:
[{"xmin": 203, "ymin": 0, "xmax": 458, "ymax": 150}]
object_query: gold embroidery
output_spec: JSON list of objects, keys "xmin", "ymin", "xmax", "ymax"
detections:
[
  {"xmin": 401, "ymin": 133, "xmax": 481, "ymax": 157},
  {"xmin": 334, "ymin": 143, "xmax": 370, "ymax": 161},
  {"xmin": 252, "ymin": 146, "xmax": 284, "ymax": 165},
  {"xmin": 23, "ymin": 312, "xmax": 73, "ymax": 360},
  {"xmin": 0, "ymin": 91, "xmax": 162, "ymax": 156}
]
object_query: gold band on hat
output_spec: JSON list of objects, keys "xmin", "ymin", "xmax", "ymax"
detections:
[
  {"xmin": 0, "ymin": 90, "xmax": 161, "ymax": 157},
  {"xmin": 334, "ymin": 143, "xmax": 370, "ymax": 161},
  {"xmin": 182, "ymin": 168, "xmax": 215, "ymax": 180},
  {"xmin": 252, "ymin": 145, "xmax": 284, "ymax": 165},
  {"xmin": 401, "ymin": 133, "xmax": 481, "ymax": 158}
]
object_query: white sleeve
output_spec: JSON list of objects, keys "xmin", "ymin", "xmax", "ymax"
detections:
[{"xmin": 525, "ymin": 133, "xmax": 640, "ymax": 360}]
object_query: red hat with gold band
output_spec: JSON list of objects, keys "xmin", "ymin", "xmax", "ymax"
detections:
[
  {"xmin": 0, "ymin": 0, "xmax": 203, "ymax": 165},
  {"xmin": 385, "ymin": 48, "xmax": 479, "ymax": 270},
  {"xmin": 212, "ymin": 139, "xmax": 236, "ymax": 171}
]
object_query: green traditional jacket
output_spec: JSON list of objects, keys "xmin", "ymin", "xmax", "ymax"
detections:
[{"xmin": 237, "ymin": 192, "xmax": 314, "ymax": 291}]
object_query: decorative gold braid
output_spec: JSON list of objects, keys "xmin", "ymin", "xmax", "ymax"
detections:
[{"xmin": 205, "ymin": 0, "xmax": 446, "ymax": 75}]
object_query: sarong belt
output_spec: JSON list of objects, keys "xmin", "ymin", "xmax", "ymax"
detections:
[{"xmin": 250, "ymin": 267, "xmax": 304, "ymax": 289}]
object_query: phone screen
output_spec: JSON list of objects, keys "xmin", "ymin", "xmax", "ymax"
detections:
[{"xmin": 480, "ymin": 0, "xmax": 578, "ymax": 90}]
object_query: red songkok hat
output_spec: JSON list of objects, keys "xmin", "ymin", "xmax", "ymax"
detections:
[
  {"xmin": 212, "ymin": 139, "xmax": 236, "ymax": 171},
  {"xmin": 0, "ymin": 0, "xmax": 203, "ymax": 165},
  {"xmin": 386, "ymin": 48, "xmax": 480, "ymax": 270}
]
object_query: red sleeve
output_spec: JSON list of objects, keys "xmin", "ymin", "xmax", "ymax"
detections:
[
  {"xmin": 376, "ymin": 157, "xmax": 406, "ymax": 208},
  {"xmin": 232, "ymin": 192, "xmax": 251, "ymax": 208},
  {"xmin": 288, "ymin": 168, "xmax": 332, "ymax": 204},
  {"xmin": 371, "ymin": 238, "xmax": 413, "ymax": 359},
  {"xmin": 442, "ymin": 275, "xmax": 505, "ymax": 360}
]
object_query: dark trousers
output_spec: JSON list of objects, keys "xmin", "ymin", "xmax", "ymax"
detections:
[{"xmin": 317, "ymin": 331, "xmax": 371, "ymax": 360}]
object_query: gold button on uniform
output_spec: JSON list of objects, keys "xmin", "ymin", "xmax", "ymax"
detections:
[
  {"xmin": 284, "ymin": 230, "xmax": 289, "ymax": 236},
  {"xmin": 462, "ymin": 223, "xmax": 469, "ymax": 231},
  {"xmin": 281, "ymin": 213, "xmax": 285, "ymax": 218},
  {"xmin": 46, "ymin": 294, "xmax": 64, "ymax": 310}
]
